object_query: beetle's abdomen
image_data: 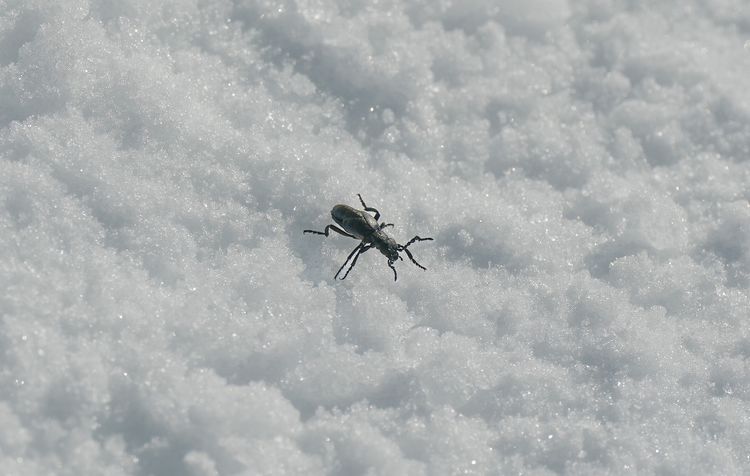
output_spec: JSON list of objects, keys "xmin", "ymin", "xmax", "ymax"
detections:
[
  {"xmin": 331, "ymin": 205, "xmax": 356, "ymax": 223},
  {"xmin": 331, "ymin": 204, "xmax": 378, "ymax": 239}
]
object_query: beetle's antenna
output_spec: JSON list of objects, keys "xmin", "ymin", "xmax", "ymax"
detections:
[
  {"xmin": 401, "ymin": 235, "xmax": 433, "ymax": 249},
  {"xmin": 335, "ymin": 243, "xmax": 364, "ymax": 279},
  {"xmin": 387, "ymin": 260, "xmax": 398, "ymax": 281},
  {"xmin": 402, "ymin": 248, "xmax": 427, "ymax": 270},
  {"xmin": 398, "ymin": 235, "xmax": 432, "ymax": 271}
]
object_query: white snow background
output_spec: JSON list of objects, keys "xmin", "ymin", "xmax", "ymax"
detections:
[{"xmin": 2, "ymin": 0, "xmax": 750, "ymax": 474}]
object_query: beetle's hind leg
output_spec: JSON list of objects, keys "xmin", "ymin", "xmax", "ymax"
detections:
[
  {"xmin": 334, "ymin": 243, "xmax": 364, "ymax": 279},
  {"xmin": 339, "ymin": 244, "xmax": 372, "ymax": 280},
  {"xmin": 304, "ymin": 224, "xmax": 356, "ymax": 239},
  {"xmin": 357, "ymin": 194, "xmax": 381, "ymax": 221}
]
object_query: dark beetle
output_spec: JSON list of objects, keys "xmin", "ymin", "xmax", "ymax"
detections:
[{"xmin": 304, "ymin": 194, "xmax": 433, "ymax": 281}]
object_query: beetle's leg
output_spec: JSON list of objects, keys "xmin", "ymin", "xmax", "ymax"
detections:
[
  {"xmin": 399, "ymin": 236, "xmax": 432, "ymax": 271},
  {"xmin": 357, "ymin": 194, "xmax": 381, "ymax": 221},
  {"xmin": 334, "ymin": 243, "xmax": 364, "ymax": 279},
  {"xmin": 379, "ymin": 223, "xmax": 394, "ymax": 229},
  {"xmin": 340, "ymin": 245, "xmax": 372, "ymax": 280},
  {"xmin": 402, "ymin": 248, "xmax": 427, "ymax": 270},
  {"xmin": 401, "ymin": 235, "xmax": 433, "ymax": 249},
  {"xmin": 304, "ymin": 224, "xmax": 357, "ymax": 239},
  {"xmin": 387, "ymin": 260, "xmax": 398, "ymax": 281}
]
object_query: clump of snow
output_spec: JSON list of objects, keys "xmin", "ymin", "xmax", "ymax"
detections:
[{"xmin": 2, "ymin": 0, "xmax": 750, "ymax": 474}]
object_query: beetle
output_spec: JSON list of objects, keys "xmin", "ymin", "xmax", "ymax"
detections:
[{"xmin": 304, "ymin": 194, "xmax": 433, "ymax": 281}]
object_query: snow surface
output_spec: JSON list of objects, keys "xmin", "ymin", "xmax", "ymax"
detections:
[{"xmin": 2, "ymin": 0, "xmax": 750, "ymax": 474}]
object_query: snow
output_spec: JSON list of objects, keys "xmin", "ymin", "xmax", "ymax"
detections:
[{"xmin": 1, "ymin": 0, "xmax": 750, "ymax": 474}]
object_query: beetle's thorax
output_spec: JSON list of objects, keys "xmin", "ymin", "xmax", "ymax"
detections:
[{"xmin": 371, "ymin": 229, "xmax": 400, "ymax": 261}]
